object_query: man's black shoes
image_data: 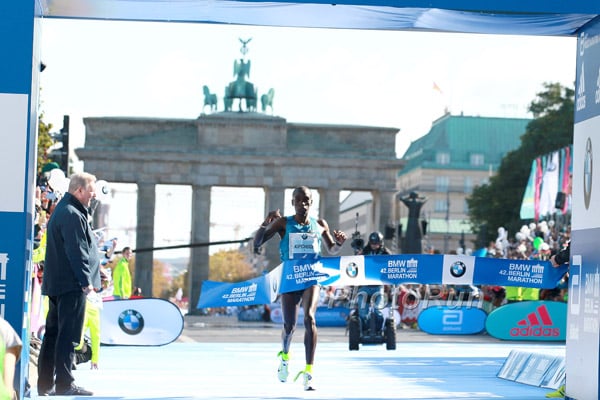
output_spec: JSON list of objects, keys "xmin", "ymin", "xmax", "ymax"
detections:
[
  {"xmin": 55, "ymin": 385, "xmax": 93, "ymax": 396},
  {"xmin": 38, "ymin": 386, "xmax": 55, "ymax": 396}
]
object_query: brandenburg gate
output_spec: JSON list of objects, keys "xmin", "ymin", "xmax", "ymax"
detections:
[
  {"xmin": 76, "ymin": 112, "xmax": 401, "ymax": 311},
  {"xmin": 75, "ymin": 40, "xmax": 403, "ymax": 312}
]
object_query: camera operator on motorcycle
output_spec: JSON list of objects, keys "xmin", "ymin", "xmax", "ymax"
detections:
[
  {"xmin": 355, "ymin": 232, "xmax": 391, "ymax": 324},
  {"xmin": 359, "ymin": 232, "xmax": 391, "ymax": 256}
]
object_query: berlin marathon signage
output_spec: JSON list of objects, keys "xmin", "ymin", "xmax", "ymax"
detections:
[{"xmin": 197, "ymin": 254, "xmax": 568, "ymax": 308}]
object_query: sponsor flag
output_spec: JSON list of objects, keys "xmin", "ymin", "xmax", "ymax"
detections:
[
  {"xmin": 520, "ymin": 159, "xmax": 537, "ymax": 219},
  {"xmin": 534, "ymin": 156, "xmax": 544, "ymax": 220},
  {"xmin": 539, "ymin": 151, "xmax": 560, "ymax": 217},
  {"xmin": 559, "ymin": 145, "xmax": 572, "ymax": 213},
  {"xmin": 520, "ymin": 145, "xmax": 572, "ymax": 220}
]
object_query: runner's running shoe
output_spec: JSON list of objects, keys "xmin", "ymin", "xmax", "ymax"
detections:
[
  {"xmin": 545, "ymin": 384, "xmax": 565, "ymax": 398},
  {"xmin": 277, "ymin": 351, "xmax": 289, "ymax": 382},
  {"xmin": 294, "ymin": 370, "xmax": 315, "ymax": 391}
]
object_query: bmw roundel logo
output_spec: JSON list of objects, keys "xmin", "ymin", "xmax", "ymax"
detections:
[
  {"xmin": 584, "ymin": 137, "xmax": 593, "ymax": 210},
  {"xmin": 346, "ymin": 262, "xmax": 358, "ymax": 278},
  {"xmin": 301, "ymin": 233, "xmax": 309, "ymax": 240},
  {"xmin": 118, "ymin": 309, "xmax": 144, "ymax": 335},
  {"xmin": 450, "ymin": 261, "xmax": 467, "ymax": 278}
]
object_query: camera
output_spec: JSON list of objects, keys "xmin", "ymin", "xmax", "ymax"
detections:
[
  {"xmin": 351, "ymin": 235, "xmax": 364, "ymax": 252},
  {"xmin": 350, "ymin": 212, "xmax": 364, "ymax": 253}
]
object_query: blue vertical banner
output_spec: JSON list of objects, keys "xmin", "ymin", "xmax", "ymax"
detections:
[
  {"xmin": 0, "ymin": 1, "xmax": 41, "ymax": 396},
  {"xmin": 568, "ymin": 19, "xmax": 600, "ymax": 400}
]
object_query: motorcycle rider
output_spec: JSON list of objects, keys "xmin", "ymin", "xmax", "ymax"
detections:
[{"xmin": 355, "ymin": 232, "xmax": 391, "ymax": 329}]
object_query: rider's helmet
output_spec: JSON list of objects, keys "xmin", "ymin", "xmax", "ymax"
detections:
[{"xmin": 368, "ymin": 231, "xmax": 383, "ymax": 245}]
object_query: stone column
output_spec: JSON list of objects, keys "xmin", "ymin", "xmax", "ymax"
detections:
[
  {"xmin": 189, "ymin": 185, "xmax": 211, "ymax": 315},
  {"xmin": 135, "ymin": 182, "xmax": 156, "ymax": 297},
  {"xmin": 378, "ymin": 189, "xmax": 397, "ymax": 235},
  {"xmin": 262, "ymin": 186, "xmax": 285, "ymax": 270},
  {"xmin": 319, "ymin": 187, "xmax": 341, "ymax": 230},
  {"xmin": 374, "ymin": 189, "xmax": 398, "ymax": 251}
]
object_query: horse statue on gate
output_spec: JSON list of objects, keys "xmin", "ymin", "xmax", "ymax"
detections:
[
  {"xmin": 246, "ymin": 87, "xmax": 258, "ymax": 112},
  {"xmin": 261, "ymin": 88, "xmax": 275, "ymax": 113},
  {"xmin": 224, "ymin": 87, "xmax": 233, "ymax": 112},
  {"xmin": 202, "ymin": 85, "xmax": 218, "ymax": 113}
]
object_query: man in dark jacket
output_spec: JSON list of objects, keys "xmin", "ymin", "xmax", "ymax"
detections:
[{"xmin": 37, "ymin": 172, "xmax": 101, "ymax": 397}]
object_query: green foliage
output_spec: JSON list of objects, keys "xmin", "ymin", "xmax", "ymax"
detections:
[
  {"xmin": 209, "ymin": 249, "xmax": 255, "ymax": 282},
  {"xmin": 37, "ymin": 113, "xmax": 54, "ymax": 175},
  {"xmin": 128, "ymin": 257, "xmax": 173, "ymax": 298},
  {"xmin": 171, "ymin": 270, "xmax": 188, "ymax": 298},
  {"xmin": 467, "ymin": 82, "xmax": 574, "ymax": 245}
]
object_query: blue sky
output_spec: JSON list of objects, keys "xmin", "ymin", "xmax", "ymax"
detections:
[{"xmin": 39, "ymin": 19, "xmax": 577, "ymax": 257}]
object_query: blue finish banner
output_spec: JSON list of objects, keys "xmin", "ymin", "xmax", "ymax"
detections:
[
  {"xmin": 198, "ymin": 254, "xmax": 568, "ymax": 308},
  {"xmin": 197, "ymin": 273, "xmax": 277, "ymax": 308}
]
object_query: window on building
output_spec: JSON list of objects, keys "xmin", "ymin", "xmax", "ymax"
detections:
[
  {"xmin": 435, "ymin": 176, "xmax": 449, "ymax": 192},
  {"xmin": 435, "ymin": 198, "xmax": 449, "ymax": 213},
  {"xmin": 464, "ymin": 176, "xmax": 473, "ymax": 194},
  {"xmin": 436, "ymin": 152, "xmax": 450, "ymax": 165},
  {"xmin": 470, "ymin": 153, "xmax": 485, "ymax": 166}
]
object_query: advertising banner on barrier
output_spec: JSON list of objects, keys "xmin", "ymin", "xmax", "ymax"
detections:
[
  {"xmin": 485, "ymin": 301, "xmax": 567, "ymax": 341},
  {"xmin": 418, "ymin": 306, "xmax": 487, "ymax": 335}
]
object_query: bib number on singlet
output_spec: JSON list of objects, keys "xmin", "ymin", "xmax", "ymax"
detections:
[{"xmin": 288, "ymin": 232, "xmax": 319, "ymax": 259}]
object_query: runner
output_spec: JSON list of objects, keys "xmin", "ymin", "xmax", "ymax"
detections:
[{"xmin": 254, "ymin": 186, "xmax": 347, "ymax": 391}]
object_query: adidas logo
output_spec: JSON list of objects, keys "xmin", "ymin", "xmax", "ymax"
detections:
[{"xmin": 509, "ymin": 304, "xmax": 560, "ymax": 337}]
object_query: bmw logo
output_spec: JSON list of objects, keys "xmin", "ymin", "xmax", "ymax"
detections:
[
  {"xmin": 302, "ymin": 233, "xmax": 308, "ymax": 240},
  {"xmin": 346, "ymin": 262, "xmax": 358, "ymax": 278},
  {"xmin": 584, "ymin": 137, "xmax": 593, "ymax": 210},
  {"xmin": 118, "ymin": 309, "xmax": 144, "ymax": 335},
  {"xmin": 450, "ymin": 261, "xmax": 467, "ymax": 278}
]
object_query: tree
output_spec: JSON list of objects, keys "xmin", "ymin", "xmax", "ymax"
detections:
[
  {"xmin": 209, "ymin": 249, "xmax": 255, "ymax": 282},
  {"xmin": 128, "ymin": 256, "xmax": 173, "ymax": 298},
  {"xmin": 467, "ymin": 82, "xmax": 574, "ymax": 245},
  {"xmin": 37, "ymin": 112, "xmax": 54, "ymax": 175}
]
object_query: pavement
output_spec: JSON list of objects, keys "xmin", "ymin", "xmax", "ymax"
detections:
[{"xmin": 26, "ymin": 314, "xmax": 565, "ymax": 399}]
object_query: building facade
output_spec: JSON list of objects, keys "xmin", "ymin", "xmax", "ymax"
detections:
[{"xmin": 395, "ymin": 112, "xmax": 531, "ymax": 253}]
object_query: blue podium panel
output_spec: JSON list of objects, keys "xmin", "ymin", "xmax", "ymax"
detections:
[
  {"xmin": 568, "ymin": 17, "xmax": 600, "ymax": 400},
  {"xmin": 0, "ymin": 2, "xmax": 41, "ymax": 396}
]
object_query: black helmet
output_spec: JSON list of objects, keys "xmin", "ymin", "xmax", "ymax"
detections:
[{"xmin": 368, "ymin": 231, "xmax": 383, "ymax": 245}]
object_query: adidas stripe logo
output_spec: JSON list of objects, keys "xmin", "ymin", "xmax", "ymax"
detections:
[{"xmin": 509, "ymin": 304, "xmax": 560, "ymax": 337}]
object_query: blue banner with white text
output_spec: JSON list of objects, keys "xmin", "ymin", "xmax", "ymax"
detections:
[{"xmin": 197, "ymin": 254, "xmax": 568, "ymax": 309}]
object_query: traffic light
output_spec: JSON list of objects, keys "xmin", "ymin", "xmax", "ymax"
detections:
[
  {"xmin": 384, "ymin": 224, "xmax": 395, "ymax": 240},
  {"xmin": 420, "ymin": 219, "xmax": 428, "ymax": 236},
  {"xmin": 48, "ymin": 115, "xmax": 69, "ymax": 175}
]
